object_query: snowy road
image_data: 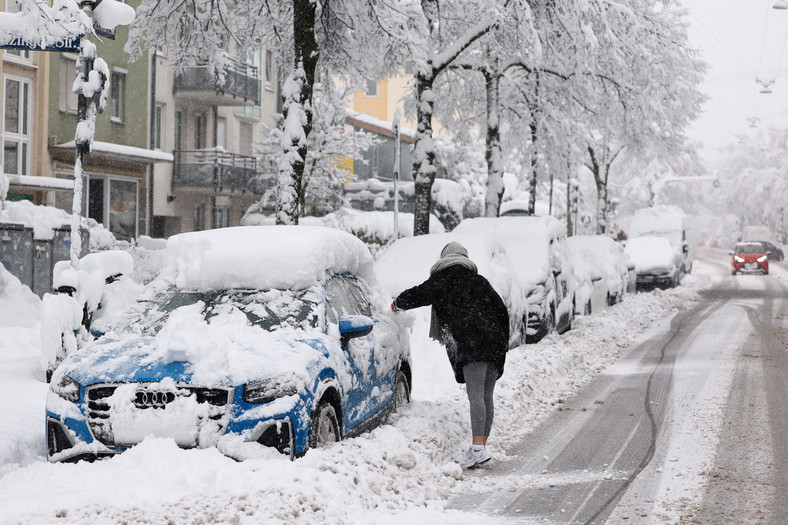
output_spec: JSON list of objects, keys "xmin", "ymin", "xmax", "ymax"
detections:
[{"xmin": 453, "ymin": 248, "xmax": 788, "ymax": 524}]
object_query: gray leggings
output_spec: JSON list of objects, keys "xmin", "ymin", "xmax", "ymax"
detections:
[{"xmin": 463, "ymin": 362, "xmax": 498, "ymax": 437}]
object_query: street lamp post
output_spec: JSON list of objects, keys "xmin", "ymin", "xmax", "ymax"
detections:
[{"xmin": 392, "ymin": 108, "xmax": 401, "ymax": 239}]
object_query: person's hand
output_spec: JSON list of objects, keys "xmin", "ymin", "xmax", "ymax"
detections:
[{"xmin": 391, "ymin": 302, "xmax": 398, "ymax": 312}]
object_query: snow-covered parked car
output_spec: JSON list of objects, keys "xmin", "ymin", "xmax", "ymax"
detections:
[
  {"xmin": 375, "ymin": 231, "xmax": 528, "ymax": 348},
  {"xmin": 566, "ymin": 235, "xmax": 635, "ymax": 315},
  {"xmin": 628, "ymin": 205, "xmax": 693, "ymax": 275},
  {"xmin": 46, "ymin": 226, "xmax": 411, "ymax": 462},
  {"xmin": 624, "ymin": 236, "xmax": 684, "ymax": 290},
  {"xmin": 453, "ymin": 216, "xmax": 574, "ymax": 343}
]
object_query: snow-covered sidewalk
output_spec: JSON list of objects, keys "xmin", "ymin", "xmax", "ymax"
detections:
[{"xmin": 0, "ymin": 262, "xmax": 713, "ymax": 524}]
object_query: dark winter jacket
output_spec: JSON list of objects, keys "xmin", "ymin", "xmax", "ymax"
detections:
[{"xmin": 394, "ymin": 265, "xmax": 510, "ymax": 383}]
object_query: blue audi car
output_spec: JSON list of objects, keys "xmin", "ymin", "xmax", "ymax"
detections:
[{"xmin": 46, "ymin": 226, "xmax": 411, "ymax": 461}]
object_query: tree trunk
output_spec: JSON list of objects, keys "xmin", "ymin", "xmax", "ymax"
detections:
[
  {"xmin": 587, "ymin": 146, "xmax": 608, "ymax": 235},
  {"xmin": 528, "ymin": 121, "xmax": 538, "ymax": 216},
  {"xmin": 484, "ymin": 70, "xmax": 504, "ymax": 218},
  {"xmin": 275, "ymin": 0, "xmax": 319, "ymax": 225},
  {"xmin": 412, "ymin": 72, "xmax": 437, "ymax": 236},
  {"xmin": 566, "ymin": 178, "xmax": 573, "ymax": 237}
]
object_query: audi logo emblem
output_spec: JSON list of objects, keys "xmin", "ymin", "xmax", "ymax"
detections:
[{"xmin": 134, "ymin": 390, "xmax": 176, "ymax": 408}]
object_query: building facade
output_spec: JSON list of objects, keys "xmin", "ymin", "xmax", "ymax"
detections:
[{"xmin": 150, "ymin": 47, "xmax": 280, "ymax": 237}]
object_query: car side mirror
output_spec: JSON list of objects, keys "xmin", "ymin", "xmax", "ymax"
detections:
[
  {"xmin": 89, "ymin": 317, "xmax": 115, "ymax": 338},
  {"xmin": 339, "ymin": 315, "xmax": 374, "ymax": 346}
]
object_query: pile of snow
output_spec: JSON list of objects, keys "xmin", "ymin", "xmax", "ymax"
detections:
[
  {"xmin": 0, "ymin": 200, "xmax": 116, "ymax": 250},
  {"xmin": 0, "ymin": 263, "xmax": 40, "ymax": 328},
  {"xmin": 164, "ymin": 225, "xmax": 375, "ymax": 290}
]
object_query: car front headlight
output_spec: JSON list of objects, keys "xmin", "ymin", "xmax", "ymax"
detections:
[
  {"xmin": 757, "ymin": 255, "xmax": 768, "ymax": 263},
  {"xmin": 51, "ymin": 374, "xmax": 81, "ymax": 403},
  {"xmin": 734, "ymin": 255, "xmax": 745, "ymax": 263},
  {"xmin": 242, "ymin": 374, "xmax": 301, "ymax": 404}
]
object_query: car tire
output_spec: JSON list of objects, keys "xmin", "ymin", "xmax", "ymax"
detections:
[
  {"xmin": 393, "ymin": 369, "xmax": 411, "ymax": 411},
  {"xmin": 308, "ymin": 400, "xmax": 340, "ymax": 450}
]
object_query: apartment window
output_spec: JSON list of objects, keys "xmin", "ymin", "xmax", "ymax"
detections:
[
  {"xmin": 3, "ymin": 75, "xmax": 30, "ymax": 177},
  {"xmin": 265, "ymin": 49, "xmax": 274, "ymax": 90},
  {"xmin": 153, "ymin": 103, "xmax": 164, "ymax": 150},
  {"xmin": 59, "ymin": 55, "xmax": 78, "ymax": 113},
  {"xmin": 110, "ymin": 69, "xmax": 126, "ymax": 122},
  {"xmin": 108, "ymin": 179, "xmax": 137, "ymax": 240},
  {"xmin": 214, "ymin": 205, "xmax": 230, "ymax": 229},
  {"xmin": 217, "ymin": 117, "xmax": 226, "ymax": 149},
  {"xmin": 174, "ymin": 110, "xmax": 184, "ymax": 151},
  {"xmin": 364, "ymin": 79, "xmax": 378, "ymax": 97},
  {"xmin": 5, "ymin": 49, "xmax": 31, "ymax": 61},
  {"xmin": 195, "ymin": 113, "xmax": 206, "ymax": 149},
  {"xmin": 194, "ymin": 203, "xmax": 205, "ymax": 231},
  {"xmin": 63, "ymin": 173, "xmax": 139, "ymax": 241},
  {"xmin": 239, "ymin": 122, "xmax": 253, "ymax": 155}
]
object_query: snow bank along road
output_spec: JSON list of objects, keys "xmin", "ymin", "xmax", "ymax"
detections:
[{"xmin": 453, "ymin": 247, "xmax": 788, "ymax": 524}]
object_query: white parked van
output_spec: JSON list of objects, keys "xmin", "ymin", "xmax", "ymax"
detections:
[{"xmin": 627, "ymin": 205, "xmax": 693, "ymax": 276}]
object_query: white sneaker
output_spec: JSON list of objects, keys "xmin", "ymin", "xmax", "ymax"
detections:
[{"xmin": 460, "ymin": 447, "xmax": 492, "ymax": 469}]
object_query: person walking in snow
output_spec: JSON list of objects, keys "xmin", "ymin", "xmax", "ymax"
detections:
[{"xmin": 391, "ymin": 241, "xmax": 510, "ymax": 469}]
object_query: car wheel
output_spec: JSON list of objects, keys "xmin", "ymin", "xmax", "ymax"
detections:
[
  {"xmin": 393, "ymin": 369, "xmax": 411, "ymax": 411},
  {"xmin": 308, "ymin": 401, "xmax": 340, "ymax": 450}
]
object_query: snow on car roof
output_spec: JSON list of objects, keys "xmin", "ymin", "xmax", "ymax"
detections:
[
  {"xmin": 453, "ymin": 216, "xmax": 566, "ymax": 285},
  {"xmin": 164, "ymin": 226, "xmax": 375, "ymax": 291},
  {"xmin": 629, "ymin": 205, "xmax": 686, "ymax": 237},
  {"xmin": 375, "ymin": 231, "xmax": 521, "ymax": 305}
]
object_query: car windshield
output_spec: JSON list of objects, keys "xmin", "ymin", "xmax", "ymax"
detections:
[
  {"xmin": 111, "ymin": 286, "xmax": 320, "ymax": 336},
  {"xmin": 736, "ymin": 244, "xmax": 764, "ymax": 254}
]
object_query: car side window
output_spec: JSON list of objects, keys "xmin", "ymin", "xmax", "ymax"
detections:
[
  {"xmin": 325, "ymin": 275, "xmax": 371, "ymax": 325},
  {"xmin": 342, "ymin": 277, "xmax": 372, "ymax": 317}
]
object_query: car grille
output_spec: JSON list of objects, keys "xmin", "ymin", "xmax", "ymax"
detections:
[{"xmin": 86, "ymin": 383, "xmax": 232, "ymax": 447}]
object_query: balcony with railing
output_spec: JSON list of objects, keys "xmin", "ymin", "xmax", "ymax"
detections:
[
  {"xmin": 172, "ymin": 149, "xmax": 272, "ymax": 194},
  {"xmin": 173, "ymin": 60, "xmax": 260, "ymax": 106}
]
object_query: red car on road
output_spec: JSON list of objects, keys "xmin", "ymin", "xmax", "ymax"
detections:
[{"xmin": 732, "ymin": 242, "xmax": 769, "ymax": 275}]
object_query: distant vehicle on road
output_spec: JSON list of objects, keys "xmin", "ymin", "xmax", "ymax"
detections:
[
  {"xmin": 731, "ymin": 242, "xmax": 769, "ymax": 275},
  {"xmin": 757, "ymin": 240, "xmax": 783, "ymax": 262}
]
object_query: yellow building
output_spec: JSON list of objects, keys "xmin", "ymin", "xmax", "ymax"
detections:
[{"xmin": 1, "ymin": 41, "xmax": 54, "ymax": 202}]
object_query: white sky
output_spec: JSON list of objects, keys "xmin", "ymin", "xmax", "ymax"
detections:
[{"xmin": 682, "ymin": 0, "xmax": 788, "ymax": 164}]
